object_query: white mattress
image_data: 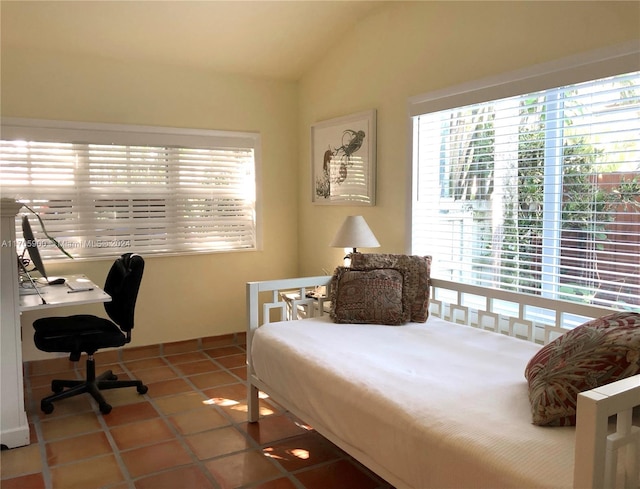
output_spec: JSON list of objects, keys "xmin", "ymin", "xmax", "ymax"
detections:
[{"xmin": 251, "ymin": 315, "xmax": 576, "ymax": 489}]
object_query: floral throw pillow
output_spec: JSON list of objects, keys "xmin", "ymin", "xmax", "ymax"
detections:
[
  {"xmin": 330, "ymin": 267, "xmax": 410, "ymax": 326},
  {"xmin": 349, "ymin": 254, "xmax": 431, "ymax": 322},
  {"xmin": 524, "ymin": 311, "xmax": 640, "ymax": 426}
]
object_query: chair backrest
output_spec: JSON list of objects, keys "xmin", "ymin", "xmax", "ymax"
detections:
[{"xmin": 103, "ymin": 253, "xmax": 144, "ymax": 333}]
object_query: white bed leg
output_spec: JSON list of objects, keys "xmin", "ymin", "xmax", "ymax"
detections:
[{"xmin": 248, "ymin": 383, "xmax": 260, "ymax": 423}]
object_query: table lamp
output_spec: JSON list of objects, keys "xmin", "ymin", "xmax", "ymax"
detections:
[{"xmin": 329, "ymin": 215, "xmax": 380, "ymax": 258}]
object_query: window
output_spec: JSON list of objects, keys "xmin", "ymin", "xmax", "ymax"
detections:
[
  {"xmin": 1, "ymin": 119, "xmax": 260, "ymax": 259},
  {"xmin": 410, "ymin": 44, "xmax": 640, "ymax": 311}
]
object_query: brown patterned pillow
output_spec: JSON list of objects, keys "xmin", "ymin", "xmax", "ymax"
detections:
[
  {"xmin": 524, "ymin": 311, "xmax": 640, "ymax": 426},
  {"xmin": 350, "ymin": 254, "xmax": 431, "ymax": 322},
  {"xmin": 330, "ymin": 267, "xmax": 410, "ymax": 326}
]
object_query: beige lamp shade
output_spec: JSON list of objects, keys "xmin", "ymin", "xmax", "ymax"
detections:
[{"xmin": 329, "ymin": 215, "xmax": 380, "ymax": 253}]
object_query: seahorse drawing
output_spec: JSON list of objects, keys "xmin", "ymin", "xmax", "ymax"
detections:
[{"xmin": 315, "ymin": 129, "xmax": 366, "ymax": 199}]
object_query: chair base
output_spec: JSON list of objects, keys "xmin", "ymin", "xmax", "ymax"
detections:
[{"xmin": 41, "ymin": 356, "xmax": 148, "ymax": 415}]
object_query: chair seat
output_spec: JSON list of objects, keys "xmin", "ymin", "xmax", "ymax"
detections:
[{"xmin": 34, "ymin": 314, "xmax": 127, "ymax": 355}]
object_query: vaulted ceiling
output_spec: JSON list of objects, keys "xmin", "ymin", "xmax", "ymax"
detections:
[{"xmin": 2, "ymin": 1, "xmax": 391, "ymax": 81}]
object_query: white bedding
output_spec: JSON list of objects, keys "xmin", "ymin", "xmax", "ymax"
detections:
[{"xmin": 251, "ymin": 315, "xmax": 577, "ymax": 489}]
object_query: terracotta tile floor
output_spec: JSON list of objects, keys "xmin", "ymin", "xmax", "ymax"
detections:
[{"xmin": 1, "ymin": 341, "xmax": 394, "ymax": 489}]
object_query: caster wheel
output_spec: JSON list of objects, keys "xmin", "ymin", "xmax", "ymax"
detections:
[
  {"xmin": 99, "ymin": 403, "xmax": 112, "ymax": 415},
  {"xmin": 108, "ymin": 373, "xmax": 118, "ymax": 381},
  {"xmin": 51, "ymin": 381, "xmax": 64, "ymax": 393},
  {"xmin": 137, "ymin": 385, "xmax": 148, "ymax": 395},
  {"xmin": 41, "ymin": 401, "xmax": 54, "ymax": 414}
]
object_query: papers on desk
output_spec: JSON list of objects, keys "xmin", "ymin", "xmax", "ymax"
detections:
[
  {"xmin": 20, "ymin": 274, "xmax": 110, "ymax": 311},
  {"xmin": 65, "ymin": 277, "xmax": 94, "ymax": 292},
  {"xmin": 19, "ymin": 278, "xmax": 94, "ymax": 295},
  {"xmin": 20, "ymin": 276, "xmax": 96, "ymax": 294}
]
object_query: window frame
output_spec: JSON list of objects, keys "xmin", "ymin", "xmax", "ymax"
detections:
[
  {"xmin": 1, "ymin": 118, "xmax": 263, "ymax": 260},
  {"xmin": 407, "ymin": 42, "xmax": 640, "ymax": 309}
]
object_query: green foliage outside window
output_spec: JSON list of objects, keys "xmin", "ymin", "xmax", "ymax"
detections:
[{"xmin": 449, "ymin": 91, "xmax": 639, "ymax": 306}]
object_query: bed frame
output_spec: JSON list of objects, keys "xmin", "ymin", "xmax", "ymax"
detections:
[{"xmin": 247, "ymin": 275, "xmax": 640, "ymax": 489}]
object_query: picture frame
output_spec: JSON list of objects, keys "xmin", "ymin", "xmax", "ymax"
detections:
[{"xmin": 311, "ymin": 109, "xmax": 376, "ymax": 205}]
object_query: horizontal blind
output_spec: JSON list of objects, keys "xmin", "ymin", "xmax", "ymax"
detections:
[
  {"xmin": 0, "ymin": 119, "xmax": 259, "ymax": 259},
  {"xmin": 411, "ymin": 70, "xmax": 640, "ymax": 311}
]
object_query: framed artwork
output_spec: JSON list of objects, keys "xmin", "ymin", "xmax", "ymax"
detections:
[{"xmin": 311, "ymin": 109, "xmax": 376, "ymax": 205}]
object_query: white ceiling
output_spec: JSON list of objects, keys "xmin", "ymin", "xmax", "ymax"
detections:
[{"xmin": 2, "ymin": 0, "xmax": 391, "ymax": 81}]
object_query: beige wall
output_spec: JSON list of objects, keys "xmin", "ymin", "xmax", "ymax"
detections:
[
  {"xmin": 1, "ymin": 47, "xmax": 299, "ymax": 361},
  {"xmin": 297, "ymin": 1, "xmax": 640, "ymax": 276}
]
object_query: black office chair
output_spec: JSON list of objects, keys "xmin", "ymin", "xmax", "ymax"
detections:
[{"xmin": 33, "ymin": 253, "xmax": 148, "ymax": 415}]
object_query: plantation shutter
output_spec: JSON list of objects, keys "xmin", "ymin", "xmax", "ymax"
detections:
[
  {"xmin": 0, "ymin": 119, "xmax": 259, "ymax": 259},
  {"xmin": 410, "ymin": 44, "xmax": 640, "ymax": 310}
]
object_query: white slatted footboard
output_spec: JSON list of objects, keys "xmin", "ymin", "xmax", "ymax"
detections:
[{"xmin": 575, "ymin": 375, "xmax": 640, "ymax": 489}]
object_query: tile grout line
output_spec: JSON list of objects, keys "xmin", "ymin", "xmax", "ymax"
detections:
[
  {"xmin": 91, "ymin": 393, "xmax": 136, "ymax": 489},
  {"xmin": 13, "ymin": 340, "xmax": 391, "ymax": 489},
  {"xmin": 202, "ymin": 347, "xmax": 308, "ymax": 488},
  {"xmin": 117, "ymin": 351, "xmax": 225, "ymax": 489},
  {"xmin": 22, "ymin": 368, "xmax": 54, "ymax": 489},
  {"xmin": 182, "ymin": 345, "xmax": 305, "ymax": 488},
  {"xmin": 176, "ymin": 345, "xmax": 379, "ymax": 489},
  {"xmin": 121, "ymin": 344, "xmax": 280, "ymax": 488},
  {"xmin": 191, "ymin": 348, "xmax": 296, "ymax": 488},
  {"xmin": 23, "ymin": 344, "xmax": 284, "ymax": 489}
]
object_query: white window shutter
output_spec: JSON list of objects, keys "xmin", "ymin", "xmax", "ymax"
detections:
[
  {"xmin": 410, "ymin": 51, "xmax": 640, "ymax": 311},
  {"xmin": 0, "ymin": 120, "xmax": 260, "ymax": 259}
]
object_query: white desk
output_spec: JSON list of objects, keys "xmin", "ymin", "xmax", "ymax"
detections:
[
  {"xmin": 1, "ymin": 200, "xmax": 112, "ymax": 449},
  {"xmin": 20, "ymin": 274, "xmax": 111, "ymax": 312},
  {"xmin": 1, "ymin": 275, "xmax": 111, "ymax": 449}
]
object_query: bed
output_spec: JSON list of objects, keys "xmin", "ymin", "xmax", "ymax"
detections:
[{"xmin": 246, "ymin": 264, "xmax": 640, "ymax": 489}]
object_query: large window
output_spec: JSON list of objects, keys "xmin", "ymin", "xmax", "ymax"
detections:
[
  {"xmin": 410, "ymin": 46, "xmax": 639, "ymax": 311},
  {"xmin": 1, "ymin": 119, "xmax": 260, "ymax": 259}
]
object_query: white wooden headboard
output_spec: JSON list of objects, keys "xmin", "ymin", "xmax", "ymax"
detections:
[{"xmin": 246, "ymin": 275, "xmax": 617, "ymax": 342}]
